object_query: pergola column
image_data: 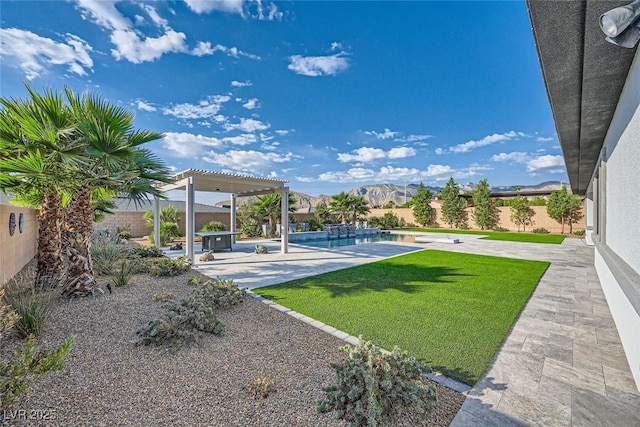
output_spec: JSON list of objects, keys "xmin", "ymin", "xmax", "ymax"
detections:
[
  {"xmin": 230, "ymin": 194, "xmax": 237, "ymax": 244},
  {"xmin": 185, "ymin": 176, "xmax": 195, "ymax": 262},
  {"xmin": 153, "ymin": 195, "xmax": 160, "ymax": 249},
  {"xmin": 281, "ymin": 187, "xmax": 289, "ymax": 254}
]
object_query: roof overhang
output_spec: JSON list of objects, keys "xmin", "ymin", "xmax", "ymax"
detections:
[
  {"xmin": 158, "ymin": 169, "xmax": 288, "ymax": 196},
  {"xmin": 527, "ymin": 0, "xmax": 637, "ymax": 195}
]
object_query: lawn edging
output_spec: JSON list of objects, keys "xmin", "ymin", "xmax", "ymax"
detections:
[{"xmin": 246, "ymin": 290, "xmax": 472, "ymax": 394}]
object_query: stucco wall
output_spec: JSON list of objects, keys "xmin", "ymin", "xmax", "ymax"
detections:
[
  {"xmin": 595, "ymin": 50, "xmax": 640, "ymax": 390},
  {"xmin": 368, "ymin": 206, "xmax": 583, "ymax": 233},
  {"xmin": 603, "ymin": 54, "xmax": 640, "ymax": 274},
  {"xmin": 96, "ymin": 212, "xmax": 234, "ymax": 237},
  {"xmin": 0, "ymin": 201, "xmax": 38, "ymax": 285}
]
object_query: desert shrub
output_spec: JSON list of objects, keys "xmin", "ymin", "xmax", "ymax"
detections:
[
  {"xmin": 116, "ymin": 223, "xmax": 132, "ymax": 240},
  {"xmin": 112, "ymin": 260, "xmax": 133, "ymax": 287},
  {"xmin": 317, "ymin": 338, "xmax": 437, "ymax": 427},
  {"xmin": 459, "ymin": 222, "xmax": 470, "ymax": 230},
  {"xmin": 493, "ymin": 226, "xmax": 509, "ymax": 232},
  {"xmin": 0, "ymin": 335, "xmax": 74, "ymax": 410},
  {"xmin": 240, "ymin": 216, "xmax": 262, "ymax": 238},
  {"xmin": 149, "ymin": 222, "xmax": 182, "ymax": 246},
  {"xmin": 429, "ymin": 222, "xmax": 440, "ymax": 229},
  {"xmin": 532, "ymin": 227, "xmax": 550, "ymax": 234},
  {"xmin": 247, "ymin": 375, "xmax": 275, "ymax": 407},
  {"xmin": 573, "ymin": 229, "xmax": 585, "ymax": 236},
  {"xmin": 128, "ymin": 245, "xmax": 164, "ymax": 258},
  {"xmin": 3, "ymin": 284, "xmax": 56, "ymax": 339},
  {"xmin": 0, "ymin": 290, "xmax": 19, "ymax": 337},
  {"xmin": 154, "ymin": 291, "xmax": 175, "ymax": 301},
  {"xmin": 149, "ymin": 256, "xmax": 192, "ymax": 277},
  {"xmin": 307, "ymin": 218, "xmax": 321, "ymax": 231},
  {"xmin": 187, "ymin": 274, "xmax": 204, "ymax": 285},
  {"xmin": 200, "ymin": 221, "xmax": 226, "ymax": 232},
  {"xmin": 137, "ymin": 278, "xmax": 245, "ymax": 350},
  {"xmin": 91, "ymin": 235, "xmax": 127, "ymax": 275}
]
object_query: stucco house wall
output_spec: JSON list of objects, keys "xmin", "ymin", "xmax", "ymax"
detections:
[{"xmin": 592, "ymin": 50, "xmax": 640, "ymax": 388}]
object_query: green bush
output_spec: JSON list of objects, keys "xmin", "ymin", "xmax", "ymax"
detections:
[
  {"xmin": 240, "ymin": 216, "xmax": 262, "ymax": 238},
  {"xmin": 573, "ymin": 229, "xmax": 585, "ymax": 236},
  {"xmin": 128, "ymin": 245, "xmax": 164, "ymax": 259},
  {"xmin": 91, "ymin": 235, "xmax": 127, "ymax": 275},
  {"xmin": 149, "ymin": 255, "xmax": 192, "ymax": 277},
  {"xmin": 116, "ymin": 223, "xmax": 132, "ymax": 240},
  {"xmin": 317, "ymin": 338, "xmax": 436, "ymax": 426},
  {"xmin": 307, "ymin": 218, "xmax": 321, "ymax": 231},
  {"xmin": 136, "ymin": 278, "xmax": 245, "ymax": 350},
  {"xmin": 200, "ymin": 221, "xmax": 226, "ymax": 232},
  {"xmin": 0, "ymin": 290, "xmax": 19, "ymax": 337},
  {"xmin": 493, "ymin": 226, "xmax": 509, "ymax": 232},
  {"xmin": 3, "ymin": 287, "xmax": 55, "ymax": 339},
  {"xmin": 532, "ymin": 227, "xmax": 550, "ymax": 234},
  {"xmin": 1, "ymin": 335, "xmax": 74, "ymax": 410},
  {"xmin": 112, "ymin": 259, "xmax": 134, "ymax": 287},
  {"xmin": 150, "ymin": 222, "xmax": 182, "ymax": 246}
]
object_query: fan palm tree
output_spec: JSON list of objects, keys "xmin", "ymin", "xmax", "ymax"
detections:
[
  {"xmin": 61, "ymin": 89, "xmax": 171, "ymax": 295},
  {"xmin": 0, "ymin": 87, "xmax": 84, "ymax": 280},
  {"xmin": 252, "ymin": 192, "xmax": 296, "ymax": 237},
  {"xmin": 329, "ymin": 192, "xmax": 369, "ymax": 223}
]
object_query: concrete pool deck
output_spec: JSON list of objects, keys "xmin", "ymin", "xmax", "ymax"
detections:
[{"xmin": 164, "ymin": 234, "xmax": 640, "ymax": 426}]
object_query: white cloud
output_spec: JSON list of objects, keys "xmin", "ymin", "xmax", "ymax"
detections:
[
  {"xmin": 242, "ymin": 98, "xmax": 259, "ymax": 109},
  {"xmin": 136, "ymin": 100, "xmax": 157, "ymax": 112},
  {"xmin": 0, "ymin": 28, "xmax": 93, "ymax": 80},
  {"xmin": 191, "ymin": 42, "xmax": 260, "ymax": 59},
  {"xmin": 261, "ymin": 141, "xmax": 280, "ymax": 151},
  {"xmin": 338, "ymin": 147, "xmax": 386, "ymax": 163},
  {"xmin": 443, "ymin": 131, "xmax": 528, "ymax": 154},
  {"xmin": 404, "ymin": 134, "xmax": 433, "ymax": 142},
  {"xmin": 288, "ymin": 53, "xmax": 349, "ymax": 77},
  {"xmin": 434, "ymin": 147, "xmax": 445, "ymax": 155},
  {"xmin": 141, "ymin": 4, "xmax": 169, "ymax": 28},
  {"xmin": 275, "ymin": 130, "xmax": 290, "ymax": 136},
  {"xmin": 162, "ymin": 132, "xmax": 224, "ymax": 157},
  {"xmin": 222, "ymin": 134, "xmax": 257, "ymax": 145},
  {"xmin": 203, "ymin": 149, "xmax": 292, "ymax": 171},
  {"xmin": 110, "ymin": 28, "xmax": 188, "ymax": 63},
  {"xmin": 75, "ymin": 0, "xmax": 131, "ymax": 30},
  {"xmin": 388, "ymin": 147, "xmax": 416, "ymax": 159},
  {"xmin": 163, "ymin": 96, "xmax": 231, "ymax": 119},
  {"xmin": 491, "ymin": 152, "xmax": 529, "ymax": 163},
  {"xmin": 365, "ymin": 128, "xmax": 398, "ymax": 140},
  {"xmin": 526, "ymin": 155, "xmax": 565, "ymax": 172},
  {"xmin": 223, "ymin": 118, "xmax": 269, "ymax": 132},
  {"xmin": 184, "ymin": 0, "xmax": 245, "ymax": 15},
  {"xmin": 231, "ymin": 80, "xmax": 252, "ymax": 87},
  {"xmin": 299, "ymin": 163, "xmax": 453, "ymax": 184},
  {"xmin": 536, "ymin": 136, "xmax": 554, "ymax": 142},
  {"xmin": 330, "ymin": 42, "xmax": 344, "ymax": 51}
]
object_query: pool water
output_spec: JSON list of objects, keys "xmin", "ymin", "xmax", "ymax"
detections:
[{"xmin": 294, "ymin": 233, "xmax": 416, "ymax": 248}]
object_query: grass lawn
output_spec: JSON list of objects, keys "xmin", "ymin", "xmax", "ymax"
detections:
[
  {"xmin": 254, "ymin": 250, "xmax": 549, "ymax": 385},
  {"xmin": 401, "ymin": 227, "xmax": 566, "ymax": 244}
]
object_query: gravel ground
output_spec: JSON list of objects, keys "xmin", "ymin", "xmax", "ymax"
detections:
[{"xmin": 1, "ymin": 270, "xmax": 465, "ymax": 426}]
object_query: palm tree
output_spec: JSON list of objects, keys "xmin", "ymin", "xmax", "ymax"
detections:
[
  {"xmin": 61, "ymin": 89, "xmax": 170, "ymax": 295},
  {"xmin": 252, "ymin": 192, "xmax": 296, "ymax": 237},
  {"xmin": 329, "ymin": 192, "xmax": 369, "ymax": 223},
  {"xmin": 0, "ymin": 87, "xmax": 84, "ymax": 280}
]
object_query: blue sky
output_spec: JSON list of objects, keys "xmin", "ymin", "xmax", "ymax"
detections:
[{"xmin": 1, "ymin": 0, "xmax": 568, "ymax": 202}]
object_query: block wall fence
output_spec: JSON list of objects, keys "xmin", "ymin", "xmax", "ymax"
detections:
[{"xmin": 0, "ymin": 203, "xmax": 38, "ymax": 286}]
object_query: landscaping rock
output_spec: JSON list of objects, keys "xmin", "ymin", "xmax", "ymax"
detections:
[
  {"xmin": 199, "ymin": 250, "xmax": 215, "ymax": 262},
  {"xmin": 255, "ymin": 245, "xmax": 268, "ymax": 254}
]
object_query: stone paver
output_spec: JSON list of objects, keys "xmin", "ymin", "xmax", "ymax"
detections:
[{"xmin": 170, "ymin": 234, "xmax": 640, "ymax": 426}]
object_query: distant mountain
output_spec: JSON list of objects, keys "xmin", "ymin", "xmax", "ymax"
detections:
[{"xmin": 216, "ymin": 181, "xmax": 565, "ymax": 210}]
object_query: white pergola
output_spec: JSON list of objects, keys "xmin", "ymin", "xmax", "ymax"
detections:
[{"xmin": 154, "ymin": 169, "xmax": 290, "ymax": 261}]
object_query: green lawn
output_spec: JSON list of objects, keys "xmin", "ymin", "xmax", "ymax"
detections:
[
  {"xmin": 401, "ymin": 227, "xmax": 565, "ymax": 244},
  {"xmin": 254, "ymin": 250, "xmax": 549, "ymax": 385}
]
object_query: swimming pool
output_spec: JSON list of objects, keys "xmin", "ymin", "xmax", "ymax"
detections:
[{"xmin": 294, "ymin": 233, "xmax": 416, "ymax": 248}]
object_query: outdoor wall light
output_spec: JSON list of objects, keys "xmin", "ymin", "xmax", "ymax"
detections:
[{"xmin": 600, "ymin": 0, "xmax": 640, "ymax": 48}]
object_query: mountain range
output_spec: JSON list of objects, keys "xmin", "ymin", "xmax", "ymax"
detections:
[{"xmin": 219, "ymin": 181, "xmax": 565, "ymax": 210}]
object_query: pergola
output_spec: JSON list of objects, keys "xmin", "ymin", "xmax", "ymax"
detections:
[{"xmin": 154, "ymin": 169, "xmax": 290, "ymax": 261}]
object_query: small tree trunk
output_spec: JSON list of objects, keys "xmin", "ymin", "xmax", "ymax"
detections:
[
  {"xmin": 63, "ymin": 186, "xmax": 97, "ymax": 296},
  {"xmin": 37, "ymin": 192, "xmax": 64, "ymax": 281}
]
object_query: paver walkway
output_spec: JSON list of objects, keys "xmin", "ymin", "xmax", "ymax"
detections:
[{"xmin": 176, "ymin": 235, "xmax": 640, "ymax": 426}]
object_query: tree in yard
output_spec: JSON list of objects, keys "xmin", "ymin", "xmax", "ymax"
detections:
[
  {"xmin": 252, "ymin": 192, "xmax": 297, "ymax": 237},
  {"xmin": 0, "ymin": 86, "xmax": 83, "ymax": 280},
  {"xmin": 412, "ymin": 182, "xmax": 434, "ymax": 227},
  {"xmin": 144, "ymin": 205, "xmax": 182, "ymax": 246},
  {"xmin": 471, "ymin": 179, "xmax": 499, "ymax": 230},
  {"xmin": 440, "ymin": 178, "xmax": 466, "ymax": 228},
  {"xmin": 509, "ymin": 195, "xmax": 535, "ymax": 232},
  {"xmin": 547, "ymin": 186, "xmax": 583, "ymax": 233},
  {"xmin": 329, "ymin": 192, "xmax": 370, "ymax": 223},
  {"xmin": 314, "ymin": 201, "xmax": 332, "ymax": 226}
]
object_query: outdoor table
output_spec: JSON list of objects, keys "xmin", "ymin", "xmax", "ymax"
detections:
[{"xmin": 195, "ymin": 231, "xmax": 241, "ymax": 252}]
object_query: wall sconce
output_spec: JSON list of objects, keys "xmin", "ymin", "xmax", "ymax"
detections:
[{"xmin": 600, "ymin": 0, "xmax": 640, "ymax": 48}]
